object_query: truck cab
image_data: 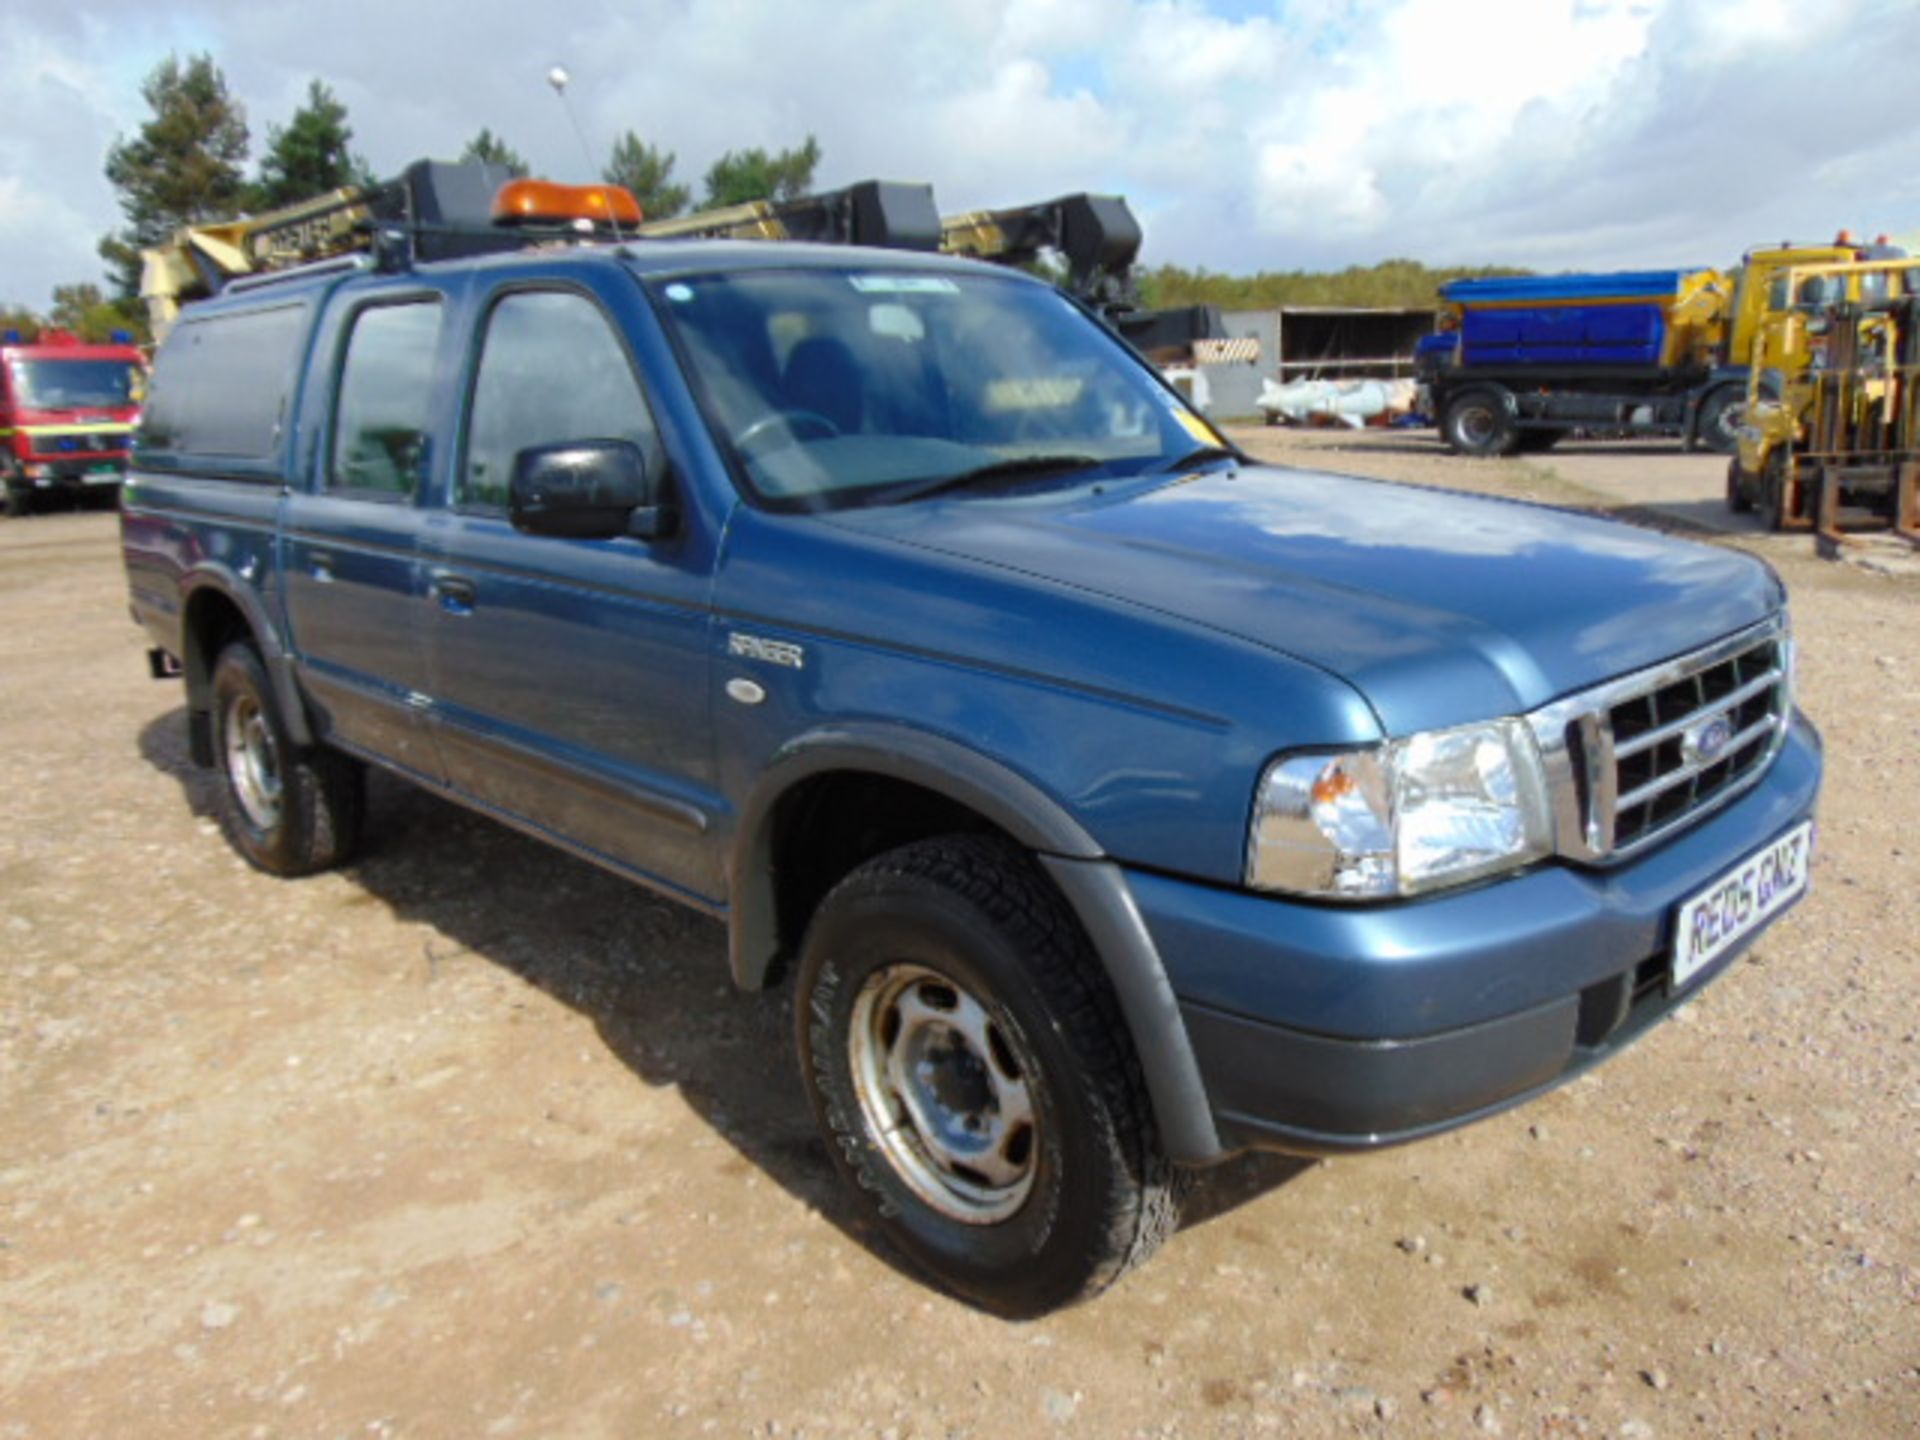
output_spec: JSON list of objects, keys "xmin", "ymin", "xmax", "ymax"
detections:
[{"xmin": 0, "ymin": 330, "xmax": 145, "ymax": 516}]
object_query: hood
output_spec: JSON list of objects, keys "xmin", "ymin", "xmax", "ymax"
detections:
[{"xmin": 829, "ymin": 464, "xmax": 1781, "ymax": 734}]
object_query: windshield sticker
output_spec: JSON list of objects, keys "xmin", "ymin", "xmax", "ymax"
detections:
[
  {"xmin": 983, "ymin": 377, "xmax": 1085, "ymax": 413},
  {"xmin": 1173, "ymin": 408, "xmax": 1224, "ymax": 446},
  {"xmin": 663, "ymin": 283, "xmax": 694, "ymax": 302},
  {"xmin": 848, "ymin": 276, "xmax": 960, "ymax": 295}
]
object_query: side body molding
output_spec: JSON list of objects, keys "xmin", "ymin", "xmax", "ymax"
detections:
[{"xmin": 727, "ymin": 722, "xmax": 1225, "ymax": 1162}]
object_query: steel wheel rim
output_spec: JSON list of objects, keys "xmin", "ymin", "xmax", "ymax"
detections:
[
  {"xmin": 223, "ymin": 692, "xmax": 282, "ymax": 831},
  {"xmin": 1458, "ymin": 405, "xmax": 1496, "ymax": 446},
  {"xmin": 847, "ymin": 962, "xmax": 1039, "ymax": 1225}
]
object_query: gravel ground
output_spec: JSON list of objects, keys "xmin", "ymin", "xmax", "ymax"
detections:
[{"xmin": 2, "ymin": 441, "xmax": 1916, "ymax": 1438}]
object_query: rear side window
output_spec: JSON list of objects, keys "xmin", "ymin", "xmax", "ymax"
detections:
[
  {"xmin": 328, "ymin": 301, "xmax": 442, "ymax": 499},
  {"xmin": 137, "ymin": 304, "xmax": 308, "ymax": 469},
  {"xmin": 461, "ymin": 290, "xmax": 659, "ymax": 511}
]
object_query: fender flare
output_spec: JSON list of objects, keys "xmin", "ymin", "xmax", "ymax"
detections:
[
  {"xmin": 728, "ymin": 722, "xmax": 1225, "ymax": 1162},
  {"xmin": 179, "ymin": 566, "xmax": 314, "ymax": 755},
  {"xmin": 1442, "ymin": 380, "xmax": 1516, "ymax": 413}
]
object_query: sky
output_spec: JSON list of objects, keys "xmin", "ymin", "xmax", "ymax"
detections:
[{"xmin": 4, "ymin": 0, "xmax": 1919, "ymax": 312}]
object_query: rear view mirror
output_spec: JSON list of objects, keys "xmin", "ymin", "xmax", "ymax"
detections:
[{"xmin": 509, "ymin": 439, "xmax": 673, "ymax": 540}]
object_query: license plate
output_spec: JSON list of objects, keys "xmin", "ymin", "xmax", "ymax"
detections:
[
  {"xmin": 1672, "ymin": 821, "xmax": 1813, "ymax": 990},
  {"xmin": 85, "ymin": 464, "xmax": 124, "ymax": 483}
]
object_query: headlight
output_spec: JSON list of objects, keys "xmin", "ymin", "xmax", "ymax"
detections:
[{"xmin": 1247, "ymin": 718, "xmax": 1551, "ymax": 899}]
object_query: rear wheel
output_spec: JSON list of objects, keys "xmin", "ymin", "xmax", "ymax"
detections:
[
  {"xmin": 211, "ymin": 642, "xmax": 364, "ymax": 876},
  {"xmin": 1441, "ymin": 391, "xmax": 1517, "ymax": 457},
  {"xmin": 1725, "ymin": 460, "xmax": 1755, "ymax": 514},
  {"xmin": 796, "ymin": 835, "xmax": 1177, "ymax": 1317}
]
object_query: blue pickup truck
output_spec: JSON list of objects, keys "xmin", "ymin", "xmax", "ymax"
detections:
[{"xmin": 122, "ymin": 173, "xmax": 1820, "ymax": 1315}]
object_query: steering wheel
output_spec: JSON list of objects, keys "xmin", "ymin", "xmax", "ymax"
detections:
[{"xmin": 732, "ymin": 408, "xmax": 842, "ymax": 453}]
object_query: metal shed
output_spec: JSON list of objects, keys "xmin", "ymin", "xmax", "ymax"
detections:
[{"xmin": 1201, "ymin": 306, "xmax": 1437, "ymax": 419}]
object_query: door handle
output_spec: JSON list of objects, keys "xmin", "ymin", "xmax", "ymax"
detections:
[{"xmin": 428, "ymin": 571, "xmax": 478, "ymax": 614}]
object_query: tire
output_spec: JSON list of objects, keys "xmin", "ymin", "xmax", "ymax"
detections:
[
  {"xmin": 1725, "ymin": 460, "xmax": 1755, "ymax": 514},
  {"xmin": 210, "ymin": 642, "xmax": 364, "ymax": 876},
  {"xmin": 796, "ymin": 835, "xmax": 1177, "ymax": 1317},
  {"xmin": 3, "ymin": 482, "xmax": 31, "ymax": 519},
  {"xmin": 1440, "ymin": 391, "xmax": 1517, "ymax": 457},
  {"xmin": 1758, "ymin": 451, "xmax": 1793, "ymax": 533},
  {"xmin": 1694, "ymin": 386, "xmax": 1744, "ymax": 455}
]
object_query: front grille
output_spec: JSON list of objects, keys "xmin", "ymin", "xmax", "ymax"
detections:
[
  {"xmin": 30, "ymin": 432, "xmax": 120, "ymax": 456},
  {"xmin": 1606, "ymin": 634, "xmax": 1786, "ymax": 847},
  {"xmin": 1527, "ymin": 618, "xmax": 1792, "ymax": 863}
]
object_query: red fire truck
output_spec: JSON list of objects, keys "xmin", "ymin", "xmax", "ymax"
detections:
[{"xmin": 0, "ymin": 330, "xmax": 145, "ymax": 516}]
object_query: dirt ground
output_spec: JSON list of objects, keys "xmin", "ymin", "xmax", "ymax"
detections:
[{"xmin": 2, "ymin": 437, "xmax": 1916, "ymax": 1439}]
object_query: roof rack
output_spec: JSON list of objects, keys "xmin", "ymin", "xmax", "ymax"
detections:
[
  {"xmin": 140, "ymin": 160, "xmax": 1241, "ymax": 362},
  {"xmin": 140, "ymin": 160, "xmax": 599, "ymax": 339},
  {"xmin": 636, "ymin": 180, "xmax": 941, "ymax": 250},
  {"xmin": 222, "ymin": 252, "xmax": 370, "ymax": 296}
]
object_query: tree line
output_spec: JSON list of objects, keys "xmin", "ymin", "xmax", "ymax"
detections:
[
  {"xmin": 7, "ymin": 52, "xmax": 824, "ymax": 342},
  {"xmin": 1138, "ymin": 258, "xmax": 1530, "ymax": 312}
]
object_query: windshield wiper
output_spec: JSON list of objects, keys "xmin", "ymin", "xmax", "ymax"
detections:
[
  {"xmin": 879, "ymin": 453, "xmax": 1105, "ymax": 505},
  {"xmin": 1153, "ymin": 443, "xmax": 1240, "ymax": 473}
]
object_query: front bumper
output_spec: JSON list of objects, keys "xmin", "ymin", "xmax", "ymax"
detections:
[
  {"xmin": 8, "ymin": 457, "xmax": 128, "ymax": 489},
  {"xmin": 1130, "ymin": 711, "xmax": 1822, "ymax": 1155}
]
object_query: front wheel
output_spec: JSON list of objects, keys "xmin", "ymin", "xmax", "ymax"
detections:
[
  {"xmin": 211, "ymin": 642, "xmax": 364, "ymax": 876},
  {"xmin": 1757, "ymin": 451, "xmax": 1794, "ymax": 533},
  {"xmin": 796, "ymin": 836, "xmax": 1177, "ymax": 1317},
  {"xmin": 1440, "ymin": 391, "xmax": 1518, "ymax": 457},
  {"xmin": 1725, "ymin": 459, "xmax": 1755, "ymax": 514}
]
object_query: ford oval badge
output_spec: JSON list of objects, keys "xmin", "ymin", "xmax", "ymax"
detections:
[{"xmin": 1685, "ymin": 713, "xmax": 1735, "ymax": 765}]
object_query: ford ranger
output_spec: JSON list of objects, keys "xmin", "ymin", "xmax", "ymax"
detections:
[{"xmin": 121, "ymin": 173, "xmax": 1820, "ymax": 1316}]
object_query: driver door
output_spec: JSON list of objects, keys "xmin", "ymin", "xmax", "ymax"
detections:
[{"xmin": 419, "ymin": 276, "xmax": 723, "ymax": 900}]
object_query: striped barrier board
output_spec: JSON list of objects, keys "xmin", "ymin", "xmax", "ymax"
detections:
[{"xmin": 1193, "ymin": 337, "xmax": 1261, "ymax": 365}]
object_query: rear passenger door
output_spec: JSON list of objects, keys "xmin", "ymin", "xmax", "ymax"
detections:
[
  {"xmin": 419, "ymin": 276, "xmax": 723, "ymax": 901},
  {"xmin": 282, "ymin": 283, "xmax": 456, "ymax": 781}
]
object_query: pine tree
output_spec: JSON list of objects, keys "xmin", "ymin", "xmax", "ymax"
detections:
[
  {"xmin": 99, "ymin": 54, "xmax": 250, "ymax": 299},
  {"xmin": 460, "ymin": 129, "xmax": 529, "ymax": 178},
  {"xmin": 702, "ymin": 135, "xmax": 822, "ymax": 208},
  {"xmin": 254, "ymin": 80, "xmax": 372, "ymax": 209},
  {"xmin": 603, "ymin": 131, "xmax": 689, "ymax": 221}
]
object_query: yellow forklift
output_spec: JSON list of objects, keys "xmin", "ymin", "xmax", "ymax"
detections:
[{"xmin": 1727, "ymin": 255, "xmax": 1920, "ymax": 549}]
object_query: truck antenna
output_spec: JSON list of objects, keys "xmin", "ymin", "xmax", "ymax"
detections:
[{"xmin": 546, "ymin": 64, "xmax": 628, "ymax": 244}]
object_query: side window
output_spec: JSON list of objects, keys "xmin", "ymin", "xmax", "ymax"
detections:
[
  {"xmin": 462, "ymin": 290, "xmax": 659, "ymax": 510},
  {"xmin": 329, "ymin": 301, "xmax": 443, "ymax": 499},
  {"xmin": 137, "ymin": 303, "xmax": 308, "ymax": 467}
]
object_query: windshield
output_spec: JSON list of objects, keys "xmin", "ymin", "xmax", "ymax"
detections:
[
  {"xmin": 10, "ymin": 359, "xmax": 141, "ymax": 411},
  {"xmin": 650, "ymin": 267, "xmax": 1222, "ymax": 510}
]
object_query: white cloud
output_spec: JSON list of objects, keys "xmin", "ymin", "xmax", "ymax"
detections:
[{"xmin": 0, "ymin": 0, "xmax": 1915, "ymax": 311}]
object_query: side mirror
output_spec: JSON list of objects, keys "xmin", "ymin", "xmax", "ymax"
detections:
[{"xmin": 509, "ymin": 439, "xmax": 675, "ymax": 541}]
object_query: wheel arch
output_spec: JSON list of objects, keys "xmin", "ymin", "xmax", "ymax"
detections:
[
  {"xmin": 728, "ymin": 724, "xmax": 1225, "ymax": 1163},
  {"xmin": 179, "ymin": 568, "xmax": 312, "ymax": 765}
]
